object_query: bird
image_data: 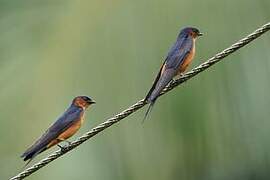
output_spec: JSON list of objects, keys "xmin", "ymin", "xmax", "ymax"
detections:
[
  {"xmin": 144, "ymin": 27, "xmax": 203, "ymax": 120},
  {"xmin": 21, "ymin": 96, "xmax": 96, "ymax": 166}
]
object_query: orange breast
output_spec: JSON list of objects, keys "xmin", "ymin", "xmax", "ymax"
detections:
[
  {"xmin": 57, "ymin": 118, "xmax": 83, "ymax": 140},
  {"xmin": 47, "ymin": 115, "xmax": 85, "ymax": 148},
  {"xmin": 178, "ymin": 42, "xmax": 195, "ymax": 74}
]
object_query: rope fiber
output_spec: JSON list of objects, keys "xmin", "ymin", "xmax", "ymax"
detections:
[{"xmin": 10, "ymin": 22, "xmax": 270, "ymax": 180}]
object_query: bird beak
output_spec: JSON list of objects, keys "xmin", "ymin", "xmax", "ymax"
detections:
[
  {"xmin": 88, "ymin": 100, "xmax": 96, "ymax": 104},
  {"xmin": 197, "ymin": 32, "xmax": 203, "ymax": 36}
]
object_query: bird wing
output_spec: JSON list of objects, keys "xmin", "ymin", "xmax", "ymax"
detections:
[
  {"xmin": 21, "ymin": 106, "xmax": 83, "ymax": 160},
  {"xmin": 145, "ymin": 35, "xmax": 193, "ymax": 103},
  {"xmin": 165, "ymin": 35, "xmax": 193, "ymax": 69}
]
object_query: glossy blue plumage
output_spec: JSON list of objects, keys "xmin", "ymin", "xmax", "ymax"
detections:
[
  {"xmin": 21, "ymin": 104, "xmax": 83, "ymax": 161},
  {"xmin": 144, "ymin": 27, "xmax": 201, "ymax": 120},
  {"xmin": 145, "ymin": 29, "xmax": 194, "ymax": 104}
]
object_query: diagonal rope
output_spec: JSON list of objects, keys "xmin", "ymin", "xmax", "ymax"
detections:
[{"xmin": 10, "ymin": 22, "xmax": 270, "ymax": 180}]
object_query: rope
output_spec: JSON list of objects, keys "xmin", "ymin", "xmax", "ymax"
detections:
[{"xmin": 10, "ymin": 22, "xmax": 270, "ymax": 180}]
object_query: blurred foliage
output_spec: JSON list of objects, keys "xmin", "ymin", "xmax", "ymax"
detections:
[{"xmin": 1, "ymin": 0, "xmax": 270, "ymax": 179}]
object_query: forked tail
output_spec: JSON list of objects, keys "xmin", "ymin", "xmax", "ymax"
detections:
[{"xmin": 142, "ymin": 100, "xmax": 156, "ymax": 123}]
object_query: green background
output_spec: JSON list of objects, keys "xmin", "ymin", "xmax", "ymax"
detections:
[{"xmin": 1, "ymin": 0, "xmax": 270, "ymax": 179}]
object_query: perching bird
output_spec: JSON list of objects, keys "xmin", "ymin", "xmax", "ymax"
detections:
[
  {"xmin": 21, "ymin": 96, "xmax": 96, "ymax": 166},
  {"xmin": 144, "ymin": 27, "xmax": 203, "ymax": 119}
]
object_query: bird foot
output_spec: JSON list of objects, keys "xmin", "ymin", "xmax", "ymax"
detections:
[{"xmin": 57, "ymin": 144, "xmax": 68, "ymax": 152}]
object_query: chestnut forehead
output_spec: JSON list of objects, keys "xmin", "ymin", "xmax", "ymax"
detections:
[
  {"xmin": 75, "ymin": 96, "xmax": 90, "ymax": 100},
  {"xmin": 75, "ymin": 97, "xmax": 86, "ymax": 102}
]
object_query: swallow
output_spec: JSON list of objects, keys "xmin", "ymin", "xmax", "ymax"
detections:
[
  {"xmin": 21, "ymin": 96, "xmax": 96, "ymax": 166},
  {"xmin": 144, "ymin": 27, "xmax": 203, "ymax": 119}
]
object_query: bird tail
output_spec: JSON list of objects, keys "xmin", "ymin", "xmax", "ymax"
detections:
[
  {"xmin": 21, "ymin": 156, "xmax": 35, "ymax": 169},
  {"xmin": 146, "ymin": 69, "xmax": 175, "ymax": 106},
  {"xmin": 21, "ymin": 142, "xmax": 47, "ymax": 168},
  {"xmin": 142, "ymin": 75, "xmax": 170, "ymax": 123},
  {"xmin": 142, "ymin": 100, "xmax": 156, "ymax": 123},
  {"xmin": 21, "ymin": 146, "xmax": 48, "ymax": 169},
  {"xmin": 21, "ymin": 149, "xmax": 38, "ymax": 161},
  {"xmin": 143, "ymin": 67, "xmax": 175, "ymax": 122}
]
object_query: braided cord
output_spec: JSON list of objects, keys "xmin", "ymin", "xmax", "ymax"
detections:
[{"xmin": 10, "ymin": 22, "xmax": 270, "ymax": 180}]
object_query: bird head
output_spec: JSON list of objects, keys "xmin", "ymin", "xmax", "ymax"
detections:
[
  {"xmin": 72, "ymin": 96, "xmax": 96, "ymax": 109},
  {"xmin": 180, "ymin": 27, "xmax": 203, "ymax": 39}
]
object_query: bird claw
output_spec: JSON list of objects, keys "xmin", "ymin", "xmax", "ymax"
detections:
[
  {"xmin": 167, "ymin": 80, "xmax": 175, "ymax": 87},
  {"xmin": 57, "ymin": 144, "xmax": 68, "ymax": 152}
]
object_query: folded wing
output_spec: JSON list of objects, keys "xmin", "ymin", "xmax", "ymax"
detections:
[{"xmin": 21, "ymin": 106, "xmax": 83, "ymax": 161}]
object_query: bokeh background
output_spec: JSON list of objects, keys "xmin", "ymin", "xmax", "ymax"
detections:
[{"xmin": 1, "ymin": 0, "xmax": 270, "ymax": 179}]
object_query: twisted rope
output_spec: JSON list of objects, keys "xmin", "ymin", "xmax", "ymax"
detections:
[{"xmin": 10, "ymin": 22, "xmax": 270, "ymax": 180}]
